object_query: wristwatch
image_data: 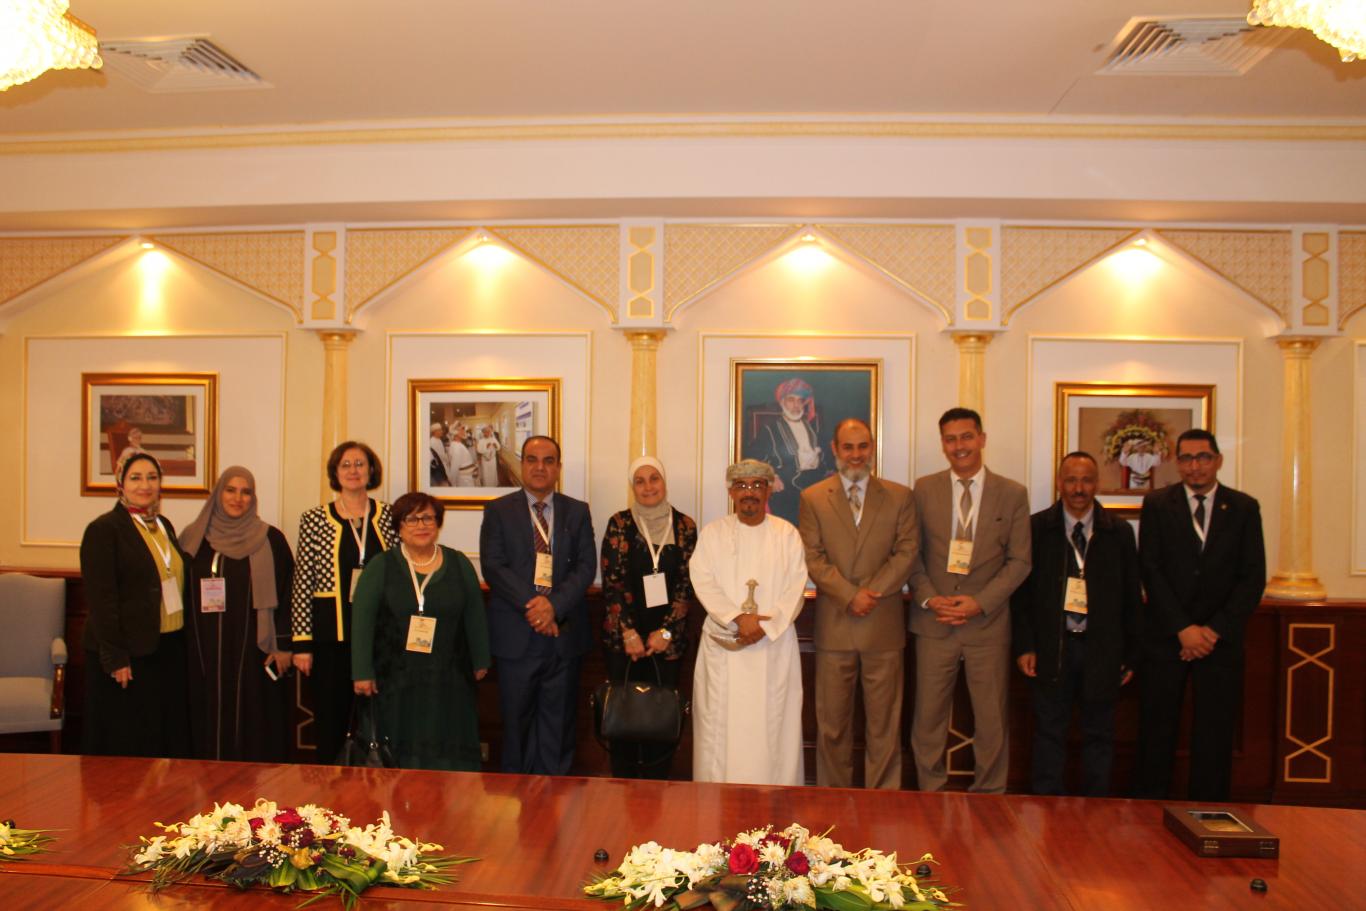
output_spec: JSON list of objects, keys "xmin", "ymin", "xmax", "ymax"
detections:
[{"xmin": 659, "ymin": 629, "xmax": 673, "ymax": 641}]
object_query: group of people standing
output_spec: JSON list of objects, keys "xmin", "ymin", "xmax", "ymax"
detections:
[
  {"xmin": 429, "ymin": 421, "xmax": 502, "ymax": 487},
  {"xmin": 79, "ymin": 406, "xmax": 1265, "ymax": 802}
]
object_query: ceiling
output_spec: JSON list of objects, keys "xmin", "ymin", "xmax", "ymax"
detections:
[{"xmin": 3, "ymin": 0, "xmax": 1365, "ymax": 134}]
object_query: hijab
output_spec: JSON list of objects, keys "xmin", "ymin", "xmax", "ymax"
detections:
[
  {"xmin": 115, "ymin": 448, "xmax": 163, "ymax": 522},
  {"xmin": 179, "ymin": 466, "xmax": 279, "ymax": 613},
  {"xmin": 629, "ymin": 456, "xmax": 674, "ymax": 546}
]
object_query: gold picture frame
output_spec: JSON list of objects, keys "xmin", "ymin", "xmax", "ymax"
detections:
[
  {"xmin": 81, "ymin": 372, "xmax": 218, "ymax": 497},
  {"xmin": 731, "ymin": 359, "xmax": 881, "ymax": 526},
  {"xmin": 409, "ymin": 378, "xmax": 561, "ymax": 510},
  {"xmin": 1054, "ymin": 381, "xmax": 1215, "ymax": 519}
]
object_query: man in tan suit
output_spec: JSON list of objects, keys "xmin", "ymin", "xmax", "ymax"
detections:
[
  {"xmin": 799, "ymin": 418, "xmax": 919, "ymax": 788},
  {"xmin": 908, "ymin": 407, "xmax": 1031, "ymax": 793}
]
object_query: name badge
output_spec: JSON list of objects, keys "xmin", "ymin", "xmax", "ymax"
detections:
[
  {"xmin": 162, "ymin": 576, "xmax": 183, "ymax": 615},
  {"xmin": 406, "ymin": 615, "xmax": 437, "ymax": 653},
  {"xmin": 199, "ymin": 578, "xmax": 226, "ymax": 613},
  {"xmin": 350, "ymin": 568, "xmax": 362, "ymax": 600},
  {"xmin": 1064, "ymin": 577, "xmax": 1088, "ymax": 615},
  {"xmin": 642, "ymin": 572, "xmax": 669, "ymax": 608},
  {"xmin": 947, "ymin": 538, "xmax": 973, "ymax": 575},
  {"xmin": 534, "ymin": 552, "xmax": 554, "ymax": 589}
]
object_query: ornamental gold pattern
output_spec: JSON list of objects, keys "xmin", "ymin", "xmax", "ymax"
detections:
[
  {"xmin": 1157, "ymin": 229, "xmax": 1291, "ymax": 318},
  {"xmin": 152, "ymin": 231, "xmax": 305, "ymax": 319},
  {"xmin": 1284, "ymin": 622, "xmax": 1335, "ymax": 784},
  {"xmin": 488, "ymin": 225, "xmax": 620, "ymax": 319},
  {"xmin": 663, "ymin": 224, "xmax": 797, "ymax": 317},
  {"xmin": 1338, "ymin": 231, "xmax": 1366, "ymax": 328},
  {"xmin": 0, "ymin": 235, "xmax": 126, "ymax": 306},
  {"xmin": 344, "ymin": 227, "xmax": 472, "ymax": 320},
  {"xmin": 817, "ymin": 224, "xmax": 955, "ymax": 311},
  {"xmin": 1001, "ymin": 227, "xmax": 1138, "ymax": 319}
]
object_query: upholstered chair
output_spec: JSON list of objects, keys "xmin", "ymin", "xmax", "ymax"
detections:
[{"xmin": 0, "ymin": 574, "xmax": 68, "ymax": 752}]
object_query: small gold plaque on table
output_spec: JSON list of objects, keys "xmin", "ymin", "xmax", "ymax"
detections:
[{"xmin": 1162, "ymin": 806, "xmax": 1279, "ymax": 858}]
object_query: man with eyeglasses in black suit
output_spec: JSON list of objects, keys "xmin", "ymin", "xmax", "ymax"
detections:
[{"xmin": 1133, "ymin": 428, "xmax": 1266, "ymax": 801}]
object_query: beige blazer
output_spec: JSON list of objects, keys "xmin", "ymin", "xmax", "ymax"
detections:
[
  {"xmin": 798, "ymin": 474, "xmax": 919, "ymax": 652},
  {"xmin": 907, "ymin": 468, "xmax": 1031, "ymax": 642}
]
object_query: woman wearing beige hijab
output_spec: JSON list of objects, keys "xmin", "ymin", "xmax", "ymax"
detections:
[{"xmin": 180, "ymin": 466, "xmax": 295, "ymax": 762}]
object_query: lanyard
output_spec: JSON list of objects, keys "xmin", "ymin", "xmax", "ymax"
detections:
[
  {"xmin": 210, "ymin": 551, "xmax": 222, "ymax": 577},
  {"xmin": 1191, "ymin": 508, "xmax": 1208, "ymax": 547},
  {"xmin": 1068, "ymin": 525, "xmax": 1088, "ymax": 578},
  {"xmin": 402, "ymin": 545, "xmax": 437, "ymax": 613},
  {"xmin": 954, "ymin": 480, "xmax": 980, "ymax": 539},
  {"xmin": 529, "ymin": 503, "xmax": 553, "ymax": 553},
  {"xmin": 636, "ymin": 515, "xmax": 666, "ymax": 574},
  {"xmin": 144, "ymin": 517, "xmax": 173, "ymax": 575},
  {"xmin": 338, "ymin": 499, "xmax": 371, "ymax": 565}
]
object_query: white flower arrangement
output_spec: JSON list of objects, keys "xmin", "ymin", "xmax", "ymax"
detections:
[{"xmin": 585, "ymin": 822, "xmax": 954, "ymax": 911}]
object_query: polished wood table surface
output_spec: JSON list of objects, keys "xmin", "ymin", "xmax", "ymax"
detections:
[{"xmin": 1, "ymin": 754, "xmax": 1363, "ymax": 909}]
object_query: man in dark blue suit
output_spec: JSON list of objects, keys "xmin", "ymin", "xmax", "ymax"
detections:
[
  {"xmin": 479, "ymin": 436, "xmax": 596, "ymax": 774},
  {"xmin": 1134, "ymin": 429, "xmax": 1265, "ymax": 801}
]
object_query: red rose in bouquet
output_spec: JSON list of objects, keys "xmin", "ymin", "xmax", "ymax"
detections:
[
  {"xmin": 784, "ymin": 852, "xmax": 810, "ymax": 875},
  {"xmin": 728, "ymin": 843, "xmax": 759, "ymax": 874}
]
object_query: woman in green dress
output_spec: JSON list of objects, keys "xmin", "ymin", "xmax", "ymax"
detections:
[{"xmin": 351, "ymin": 491, "xmax": 490, "ymax": 770}]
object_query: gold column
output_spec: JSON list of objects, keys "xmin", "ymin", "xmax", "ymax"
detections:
[
  {"xmin": 625, "ymin": 331, "xmax": 665, "ymax": 466},
  {"xmin": 953, "ymin": 332, "xmax": 992, "ymax": 417},
  {"xmin": 316, "ymin": 330, "xmax": 358, "ymax": 503},
  {"xmin": 1266, "ymin": 337, "xmax": 1325, "ymax": 601}
]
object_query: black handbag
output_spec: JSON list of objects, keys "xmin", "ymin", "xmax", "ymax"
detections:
[
  {"xmin": 591, "ymin": 657, "xmax": 685, "ymax": 746},
  {"xmin": 336, "ymin": 697, "xmax": 396, "ymax": 768}
]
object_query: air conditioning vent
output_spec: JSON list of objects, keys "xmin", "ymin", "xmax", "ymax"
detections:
[
  {"xmin": 99, "ymin": 37, "xmax": 269, "ymax": 92},
  {"xmin": 1099, "ymin": 16, "xmax": 1290, "ymax": 76}
]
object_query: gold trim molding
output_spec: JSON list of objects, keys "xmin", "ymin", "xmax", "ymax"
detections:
[{"xmin": 6, "ymin": 119, "xmax": 1366, "ymax": 156}]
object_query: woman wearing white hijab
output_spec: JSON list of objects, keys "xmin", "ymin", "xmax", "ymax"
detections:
[
  {"xmin": 79, "ymin": 448, "xmax": 191, "ymax": 757},
  {"xmin": 179, "ymin": 466, "xmax": 295, "ymax": 762},
  {"xmin": 598, "ymin": 456, "xmax": 698, "ymax": 778}
]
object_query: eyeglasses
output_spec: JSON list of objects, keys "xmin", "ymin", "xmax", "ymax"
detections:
[
  {"xmin": 402, "ymin": 514, "xmax": 438, "ymax": 527},
  {"xmin": 339, "ymin": 460, "xmax": 368, "ymax": 471},
  {"xmin": 1175, "ymin": 452, "xmax": 1216, "ymax": 465},
  {"xmin": 730, "ymin": 480, "xmax": 771, "ymax": 491}
]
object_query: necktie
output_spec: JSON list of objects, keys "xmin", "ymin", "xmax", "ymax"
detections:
[
  {"xmin": 1067, "ymin": 521, "xmax": 1088, "ymax": 632},
  {"xmin": 848, "ymin": 484, "xmax": 863, "ymax": 525},
  {"xmin": 532, "ymin": 501, "xmax": 552, "ymax": 594},
  {"xmin": 1071, "ymin": 520, "xmax": 1087, "ymax": 567},
  {"xmin": 1193, "ymin": 494, "xmax": 1207, "ymax": 547},
  {"xmin": 956, "ymin": 478, "xmax": 974, "ymax": 542}
]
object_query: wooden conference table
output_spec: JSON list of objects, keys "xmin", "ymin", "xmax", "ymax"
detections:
[{"xmin": 0, "ymin": 754, "xmax": 1362, "ymax": 910}]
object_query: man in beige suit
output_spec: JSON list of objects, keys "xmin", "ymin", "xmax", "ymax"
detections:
[
  {"xmin": 799, "ymin": 418, "xmax": 919, "ymax": 789},
  {"xmin": 909, "ymin": 407, "xmax": 1031, "ymax": 793}
]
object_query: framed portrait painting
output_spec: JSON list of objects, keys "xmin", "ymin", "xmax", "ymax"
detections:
[
  {"xmin": 731, "ymin": 359, "xmax": 880, "ymax": 526},
  {"xmin": 1054, "ymin": 382, "xmax": 1215, "ymax": 518},
  {"xmin": 408, "ymin": 378, "xmax": 560, "ymax": 509},
  {"xmin": 81, "ymin": 373, "xmax": 218, "ymax": 497}
]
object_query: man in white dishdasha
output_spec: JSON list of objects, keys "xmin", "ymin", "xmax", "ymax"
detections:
[{"xmin": 689, "ymin": 459, "xmax": 808, "ymax": 785}]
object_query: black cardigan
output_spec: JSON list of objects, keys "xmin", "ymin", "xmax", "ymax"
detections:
[{"xmin": 79, "ymin": 503, "xmax": 185, "ymax": 673}]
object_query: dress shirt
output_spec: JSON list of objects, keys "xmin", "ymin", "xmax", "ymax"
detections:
[
  {"xmin": 1183, "ymin": 482, "xmax": 1219, "ymax": 539},
  {"xmin": 948, "ymin": 465, "xmax": 987, "ymax": 540}
]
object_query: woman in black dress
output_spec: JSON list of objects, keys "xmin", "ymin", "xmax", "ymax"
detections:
[
  {"xmin": 79, "ymin": 449, "xmax": 190, "ymax": 757},
  {"xmin": 290, "ymin": 442, "xmax": 396, "ymax": 763},
  {"xmin": 180, "ymin": 466, "xmax": 294, "ymax": 762},
  {"xmin": 599, "ymin": 457, "xmax": 697, "ymax": 778}
]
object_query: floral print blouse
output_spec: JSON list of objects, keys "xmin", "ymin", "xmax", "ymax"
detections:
[{"xmin": 599, "ymin": 508, "xmax": 697, "ymax": 659}]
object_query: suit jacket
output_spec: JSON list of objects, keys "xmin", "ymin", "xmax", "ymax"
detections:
[
  {"xmin": 798, "ymin": 474, "xmax": 918, "ymax": 651},
  {"xmin": 80, "ymin": 504, "xmax": 185, "ymax": 673},
  {"xmin": 479, "ymin": 490, "xmax": 596, "ymax": 660},
  {"xmin": 908, "ymin": 468, "xmax": 1032, "ymax": 642},
  {"xmin": 1138, "ymin": 482, "xmax": 1265, "ymax": 659},
  {"xmin": 1010, "ymin": 501, "xmax": 1141, "ymax": 701}
]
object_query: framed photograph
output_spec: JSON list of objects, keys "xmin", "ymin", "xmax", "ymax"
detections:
[
  {"xmin": 81, "ymin": 373, "xmax": 218, "ymax": 497},
  {"xmin": 409, "ymin": 378, "xmax": 561, "ymax": 509},
  {"xmin": 731, "ymin": 359, "xmax": 880, "ymax": 526},
  {"xmin": 1054, "ymin": 382, "xmax": 1215, "ymax": 518}
]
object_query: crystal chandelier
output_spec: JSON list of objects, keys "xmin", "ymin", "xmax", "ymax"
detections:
[
  {"xmin": 1248, "ymin": 1, "xmax": 1366, "ymax": 62},
  {"xmin": 0, "ymin": 0, "xmax": 102, "ymax": 92}
]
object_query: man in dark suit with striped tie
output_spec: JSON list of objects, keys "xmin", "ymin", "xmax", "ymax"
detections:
[
  {"xmin": 480, "ymin": 435, "xmax": 596, "ymax": 774},
  {"xmin": 1133, "ymin": 429, "xmax": 1265, "ymax": 801}
]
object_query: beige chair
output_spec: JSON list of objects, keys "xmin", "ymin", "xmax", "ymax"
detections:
[{"xmin": 0, "ymin": 573, "xmax": 68, "ymax": 752}]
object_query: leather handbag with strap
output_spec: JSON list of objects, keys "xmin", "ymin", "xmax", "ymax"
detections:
[
  {"xmin": 591, "ymin": 657, "xmax": 684, "ymax": 747},
  {"xmin": 336, "ymin": 696, "xmax": 396, "ymax": 768}
]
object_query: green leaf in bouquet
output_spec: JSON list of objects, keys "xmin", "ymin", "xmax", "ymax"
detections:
[{"xmin": 816, "ymin": 886, "xmax": 874, "ymax": 911}]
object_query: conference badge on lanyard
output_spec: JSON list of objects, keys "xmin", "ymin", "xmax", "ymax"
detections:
[
  {"xmin": 946, "ymin": 486, "xmax": 978, "ymax": 575},
  {"xmin": 636, "ymin": 517, "xmax": 670, "ymax": 608},
  {"xmin": 531, "ymin": 506, "xmax": 554, "ymax": 589},
  {"xmin": 1064, "ymin": 533, "xmax": 1088, "ymax": 615},
  {"xmin": 148, "ymin": 518, "xmax": 183, "ymax": 615},
  {"xmin": 200, "ymin": 552, "xmax": 226, "ymax": 613},
  {"xmin": 405, "ymin": 552, "xmax": 437, "ymax": 654}
]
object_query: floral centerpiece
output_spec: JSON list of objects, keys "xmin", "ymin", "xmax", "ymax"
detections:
[
  {"xmin": 124, "ymin": 799, "xmax": 474, "ymax": 908},
  {"xmin": 0, "ymin": 820, "xmax": 55, "ymax": 860},
  {"xmin": 585, "ymin": 823, "xmax": 957, "ymax": 911}
]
